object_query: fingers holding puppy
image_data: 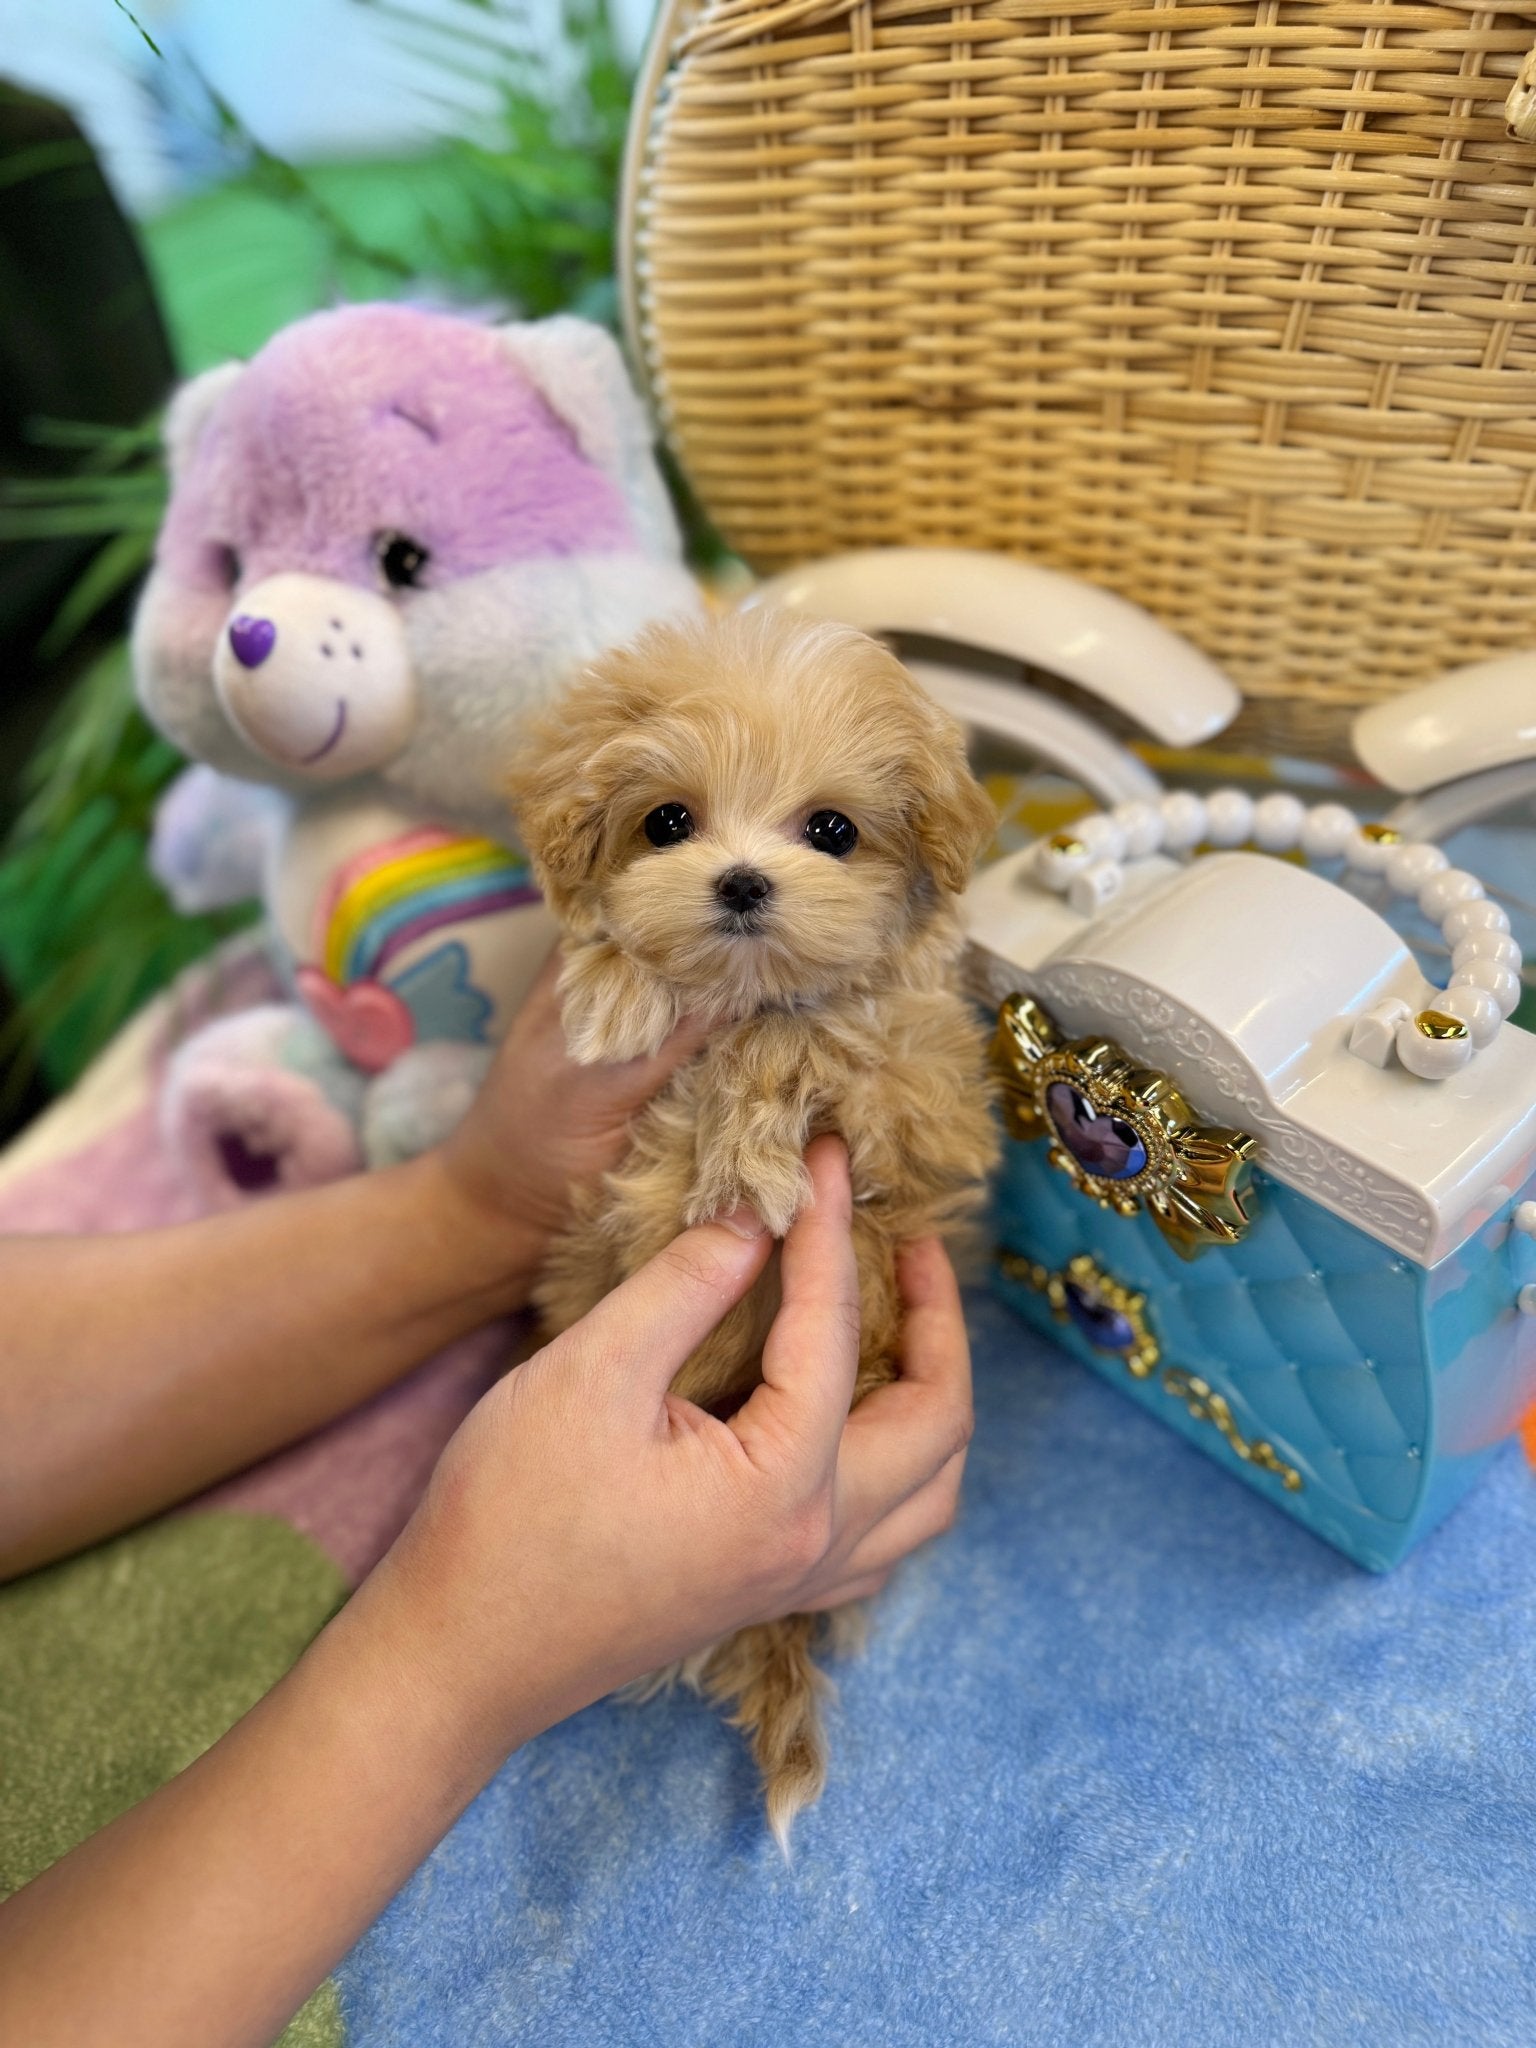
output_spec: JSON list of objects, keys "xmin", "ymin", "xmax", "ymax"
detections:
[
  {"xmin": 784, "ymin": 1233, "xmax": 974, "ymax": 1613},
  {"xmin": 801, "ymin": 1451, "xmax": 967, "ymax": 1610},
  {"xmin": 552, "ymin": 1148, "xmax": 972, "ymax": 1624},
  {"xmin": 554, "ymin": 1208, "xmax": 774, "ymax": 1418},
  {"xmin": 730, "ymin": 1135, "xmax": 861, "ymax": 1477},
  {"xmin": 832, "ymin": 1235, "xmax": 974, "ymax": 1534}
]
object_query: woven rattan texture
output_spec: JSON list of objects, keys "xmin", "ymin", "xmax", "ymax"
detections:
[{"xmin": 629, "ymin": 1, "xmax": 1536, "ymax": 758}]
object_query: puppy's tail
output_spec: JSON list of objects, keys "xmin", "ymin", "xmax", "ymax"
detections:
[{"xmin": 694, "ymin": 1616, "xmax": 829, "ymax": 1853}]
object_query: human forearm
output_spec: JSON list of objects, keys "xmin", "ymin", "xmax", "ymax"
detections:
[
  {"xmin": 0, "ymin": 1151, "xmax": 537, "ymax": 1577},
  {"xmin": 0, "ymin": 1556, "xmax": 554, "ymax": 2048},
  {"xmin": 0, "ymin": 1151, "xmax": 976, "ymax": 2047},
  {"xmin": 0, "ymin": 954, "xmax": 711, "ymax": 1579}
]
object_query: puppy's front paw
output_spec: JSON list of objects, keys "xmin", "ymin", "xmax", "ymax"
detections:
[
  {"xmin": 688, "ymin": 1153, "xmax": 813, "ymax": 1239},
  {"xmin": 564, "ymin": 1004, "xmax": 671, "ymax": 1067},
  {"xmin": 558, "ymin": 943, "xmax": 677, "ymax": 1066},
  {"xmin": 754, "ymin": 1159, "xmax": 817, "ymax": 1239}
]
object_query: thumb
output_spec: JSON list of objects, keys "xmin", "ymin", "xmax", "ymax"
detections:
[{"xmin": 556, "ymin": 1207, "xmax": 773, "ymax": 1417}]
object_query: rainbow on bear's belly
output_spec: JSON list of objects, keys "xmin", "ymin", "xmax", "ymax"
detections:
[{"xmin": 294, "ymin": 827, "xmax": 540, "ymax": 1071}]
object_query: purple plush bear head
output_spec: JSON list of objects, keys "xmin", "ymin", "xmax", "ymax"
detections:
[{"xmin": 133, "ymin": 302, "xmax": 699, "ymax": 829}]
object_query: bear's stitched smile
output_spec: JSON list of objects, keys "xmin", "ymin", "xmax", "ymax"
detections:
[{"xmin": 298, "ymin": 699, "xmax": 349, "ymax": 765}]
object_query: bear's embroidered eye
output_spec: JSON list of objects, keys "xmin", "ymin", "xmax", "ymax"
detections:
[
  {"xmin": 212, "ymin": 544, "xmax": 241, "ymax": 590},
  {"xmin": 644, "ymin": 803, "xmax": 695, "ymax": 847},
  {"xmin": 377, "ymin": 532, "xmax": 431, "ymax": 590},
  {"xmin": 804, "ymin": 809, "xmax": 858, "ymax": 857}
]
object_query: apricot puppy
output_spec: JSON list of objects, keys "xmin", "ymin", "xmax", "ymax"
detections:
[{"xmin": 507, "ymin": 607, "xmax": 999, "ymax": 1842}]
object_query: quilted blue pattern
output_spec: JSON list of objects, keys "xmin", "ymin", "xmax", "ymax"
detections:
[{"xmin": 993, "ymin": 1138, "xmax": 1536, "ymax": 1569}]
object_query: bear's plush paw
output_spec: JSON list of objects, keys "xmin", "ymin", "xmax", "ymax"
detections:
[
  {"xmin": 361, "ymin": 1042, "xmax": 494, "ymax": 1167},
  {"xmin": 161, "ymin": 1006, "xmax": 365, "ymax": 1211}
]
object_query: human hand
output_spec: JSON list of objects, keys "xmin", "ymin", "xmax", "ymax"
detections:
[
  {"xmin": 372, "ymin": 1137, "xmax": 974, "ymax": 1771},
  {"xmin": 431, "ymin": 947, "xmax": 707, "ymax": 1269}
]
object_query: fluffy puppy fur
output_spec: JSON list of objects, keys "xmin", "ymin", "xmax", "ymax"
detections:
[{"xmin": 507, "ymin": 608, "xmax": 1000, "ymax": 1842}]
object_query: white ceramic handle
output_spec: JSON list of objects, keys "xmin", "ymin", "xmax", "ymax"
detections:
[
  {"xmin": 745, "ymin": 547, "xmax": 1240, "ymax": 748},
  {"xmin": 1354, "ymin": 650, "xmax": 1536, "ymax": 794},
  {"xmin": 1385, "ymin": 757, "xmax": 1536, "ymax": 844},
  {"xmin": 903, "ymin": 658, "xmax": 1161, "ymax": 805}
]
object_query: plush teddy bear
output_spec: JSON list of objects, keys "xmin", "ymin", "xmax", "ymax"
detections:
[{"xmin": 135, "ymin": 301, "xmax": 700, "ymax": 1208}]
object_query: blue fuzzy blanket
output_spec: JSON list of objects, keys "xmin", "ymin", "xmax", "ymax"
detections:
[{"xmin": 336, "ymin": 1290, "xmax": 1536, "ymax": 2047}]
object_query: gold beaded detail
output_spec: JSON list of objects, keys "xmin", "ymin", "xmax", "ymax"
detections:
[
  {"xmin": 1415, "ymin": 1009, "xmax": 1469, "ymax": 1042},
  {"xmin": 1162, "ymin": 1370, "xmax": 1304, "ymax": 1492},
  {"xmin": 998, "ymin": 1250, "xmax": 1303, "ymax": 1492},
  {"xmin": 997, "ymin": 1249, "xmax": 1160, "ymax": 1379}
]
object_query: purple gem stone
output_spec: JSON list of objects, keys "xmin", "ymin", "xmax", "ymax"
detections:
[
  {"xmin": 228, "ymin": 614, "xmax": 276, "ymax": 669},
  {"xmin": 1062, "ymin": 1280, "xmax": 1136, "ymax": 1354},
  {"xmin": 1044, "ymin": 1080, "xmax": 1148, "ymax": 1180}
]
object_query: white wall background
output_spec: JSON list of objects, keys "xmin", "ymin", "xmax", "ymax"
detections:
[{"xmin": 4, "ymin": 0, "xmax": 658, "ymax": 215}]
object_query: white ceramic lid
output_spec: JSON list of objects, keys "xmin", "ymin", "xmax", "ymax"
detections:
[{"xmin": 965, "ymin": 847, "xmax": 1536, "ymax": 1265}]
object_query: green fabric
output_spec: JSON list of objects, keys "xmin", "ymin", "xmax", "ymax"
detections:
[{"xmin": 0, "ymin": 1511, "xmax": 349, "ymax": 2047}]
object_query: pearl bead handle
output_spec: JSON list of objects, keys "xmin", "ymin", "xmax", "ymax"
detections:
[{"xmin": 1031, "ymin": 790, "xmax": 1523, "ymax": 1082}]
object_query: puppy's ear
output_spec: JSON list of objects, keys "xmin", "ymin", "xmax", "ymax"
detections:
[
  {"xmin": 504, "ymin": 741, "xmax": 608, "ymax": 930},
  {"xmin": 909, "ymin": 710, "xmax": 996, "ymax": 897},
  {"xmin": 510, "ymin": 781, "xmax": 605, "ymax": 925},
  {"xmin": 506, "ymin": 648, "xmax": 670, "ymax": 928},
  {"xmin": 508, "ymin": 629, "xmax": 684, "ymax": 922}
]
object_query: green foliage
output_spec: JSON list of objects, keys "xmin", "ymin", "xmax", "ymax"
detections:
[
  {"xmin": 0, "ymin": 419, "xmax": 166, "ymax": 659},
  {"xmin": 388, "ymin": 0, "xmax": 632, "ymax": 323},
  {"xmin": 0, "ymin": 0, "xmax": 648, "ymax": 1094},
  {"xmin": 0, "ymin": 646, "xmax": 252, "ymax": 1096},
  {"xmin": 146, "ymin": 155, "xmax": 490, "ymax": 372}
]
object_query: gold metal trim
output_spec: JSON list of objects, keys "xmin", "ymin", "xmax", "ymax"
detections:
[
  {"xmin": 997, "ymin": 1248, "xmax": 1304, "ymax": 1492},
  {"xmin": 998, "ymin": 1248, "xmax": 1160, "ymax": 1378},
  {"xmin": 1162, "ymin": 1368, "xmax": 1303, "ymax": 1491},
  {"xmin": 991, "ymin": 993, "xmax": 1258, "ymax": 1259}
]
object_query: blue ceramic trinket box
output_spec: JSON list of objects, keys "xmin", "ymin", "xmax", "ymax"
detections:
[{"xmin": 965, "ymin": 791, "xmax": 1536, "ymax": 1570}]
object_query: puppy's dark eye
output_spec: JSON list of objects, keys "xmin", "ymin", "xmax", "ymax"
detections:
[
  {"xmin": 377, "ymin": 532, "xmax": 430, "ymax": 589},
  {"xmin": 804, "ymin": 809, "xmax": 858, "ymax": 858},
  {"xmin": 644, "ymin": 802, "xmax": 695, "ymax": 847}
]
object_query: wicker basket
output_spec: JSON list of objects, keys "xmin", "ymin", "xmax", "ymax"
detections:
[{"xmin": 622, "ymin": 1, "xmax": 1536, "ymax": 760}]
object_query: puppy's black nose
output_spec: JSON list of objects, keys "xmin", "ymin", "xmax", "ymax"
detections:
[{"xmin": 716, "ymin": 866, "xmax": 773, "ymax": 916}]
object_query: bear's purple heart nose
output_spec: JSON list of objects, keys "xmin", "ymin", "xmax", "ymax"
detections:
[{"xmin": 228, "ymin": 614, "xmax": 276, "ymax": 669}]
